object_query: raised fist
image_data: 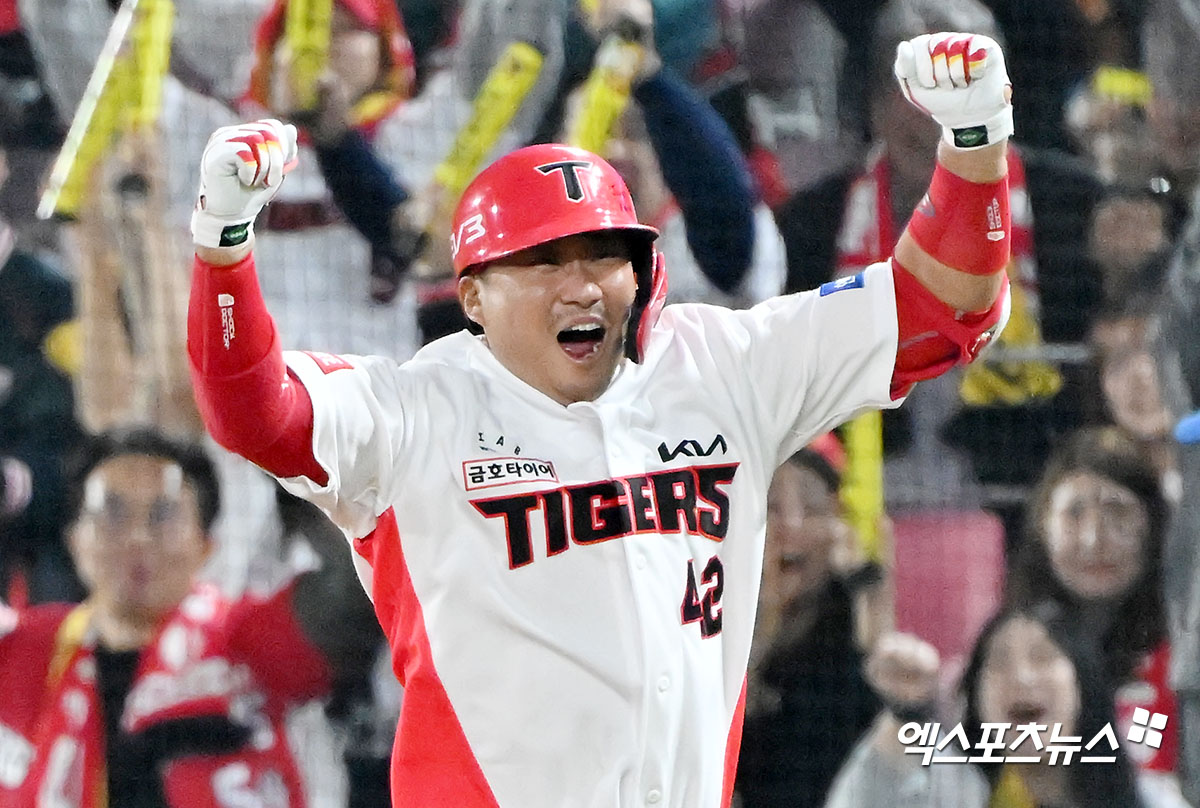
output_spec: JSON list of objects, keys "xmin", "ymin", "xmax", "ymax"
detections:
[
  {"xmin": 894, "ymin": 32, "xmax": 1013, "ymax": 150},
  {"xmin": 865, "ymin": 631, "xmax": 941, "ymax": 712},
  {"xmin": 191, "ymin": 119, "xmax": 298, "ymax": 248}
]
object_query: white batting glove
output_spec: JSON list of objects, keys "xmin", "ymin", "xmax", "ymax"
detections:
[
  {"xmin": 191, "ymin": 119, "xmax": 298, "ymax": 248},
  {"xmin": 894, "ymin": 32, "xmax": 1013, "ymax": 150}
]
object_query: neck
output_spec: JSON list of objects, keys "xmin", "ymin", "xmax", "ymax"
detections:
[
  {"xmin": 772, "ymin": 585, "xmax": 829, "ymax": 647},
  {"xmin": 1080, "ymin": 594, "xmax": 1118, "ymax": 623},
  {"xmin": 1019, "ymin": 764, "xmax": 1074, "ymax": 808},
  {"xmin": 92, "ymin": 602, "xmax": 157, "ymax": 651}
]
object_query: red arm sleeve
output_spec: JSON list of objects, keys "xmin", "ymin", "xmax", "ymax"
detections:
[
  {"xmin": 890, "ymin": 258, "xmax": 1010, "ymax": 401},
  {"xmin": 187, "ymin": 254, "xmax": 327, "ymax": 484}
]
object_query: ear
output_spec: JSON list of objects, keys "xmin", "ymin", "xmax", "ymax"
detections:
[
  {"xmin": 458, "ymin": 275, "xmax": 485, "ymax": 327},
  {"xmin": 66, "ymin": 521, "xmax": 97, "ymax": 590}
]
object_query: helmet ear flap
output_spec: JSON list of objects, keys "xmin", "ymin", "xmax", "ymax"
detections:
[{"xmin": 628, "ymin": 249, "xmax": 667, "ymax": 363}]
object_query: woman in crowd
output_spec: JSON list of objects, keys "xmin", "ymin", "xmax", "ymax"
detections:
[
  {"xmin": 824, "ymin": 602, "xmax": 1177, "ymax": 808},
  {"xmin": 736, "ymin": 437, "xmax": 885, "ymax": 808},
  {"xmin": 1009, "ymin": 426, "xmax": 1166, "ymax": 684},
  {"xmin": 1009, "ymin": 426, "xmax": 1183, "ymax": 795}
]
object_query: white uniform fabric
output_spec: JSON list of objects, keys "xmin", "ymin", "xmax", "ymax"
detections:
[{"xmin": 275, "ymin": 261, "xmax": 904, "ymax": 808}]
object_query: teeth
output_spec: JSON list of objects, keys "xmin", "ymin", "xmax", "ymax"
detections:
[{"xmin": 566, "ymin": 324, "xmax": 602, "ymax": 332}]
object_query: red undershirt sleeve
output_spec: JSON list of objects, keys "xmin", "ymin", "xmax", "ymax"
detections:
[{"xmin": 187, "ymin": 253, "xmax": 328, "ymax": 484}]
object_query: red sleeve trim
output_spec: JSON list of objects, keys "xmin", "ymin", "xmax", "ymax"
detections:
[
  {"xmin": 187, "ymin": 254, "xmax": 327, "ymax": 483},
  {"xmin": 890, "ymin": 260, "xmax": 1009, "ymax": 400}
]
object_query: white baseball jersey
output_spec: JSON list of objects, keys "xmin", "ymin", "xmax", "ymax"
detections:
[{"xmin": 275, "ymin": 261, "xmax": 904, "ymax": 808}]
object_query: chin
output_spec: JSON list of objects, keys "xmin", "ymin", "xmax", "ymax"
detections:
[
  {"xmin": 560, "ymin": 376, "xmax": 609, "ymax": 404},
  {"xmin": 114, "ymin": 599, "xmax": 168, "ymax": 622},
  {"xmin": 558, "ymin": 358, "xmax": 621, "ymax": 401}
]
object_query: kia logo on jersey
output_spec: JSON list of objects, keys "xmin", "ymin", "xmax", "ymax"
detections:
[
  {"xmin": 657, "ymin": 434, "xmax": 728, "ymax": 463},
  {"xmin": 471, "ymin": 463, "xmax": 739, "ymax": 568}
]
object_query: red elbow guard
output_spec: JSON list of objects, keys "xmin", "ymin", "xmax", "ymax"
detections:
[
  {"xmin": 906, "ymin": 163, "xmax": 1010, "ymax": 276},
  {"xmin": 890, "ymin": 260, "xmax": 1010, "ymax": 399}
]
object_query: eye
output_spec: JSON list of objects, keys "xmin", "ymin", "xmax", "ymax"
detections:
[
  {"xmin": 97, "ymin": 496, "xmax": 129, "ymax": 528},
  {"xmin": 587, "ymin": 233, "xmax": 631, "ymax": 261},
  {"xmin": 1064, "ymin": 500, "xmax": 1088, "ymax": 521},
  {"xmin": 779, "ymin": 553, "xmax": 807, "ymax": 571},
  {"xmin": 149, "ymin": 500, "xmax": 182, "ymax": 530}
]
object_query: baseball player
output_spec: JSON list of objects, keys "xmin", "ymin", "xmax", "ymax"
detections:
[{"xmin": 187, "ymin": 32, "xmax": 1015, "ymax": 808}]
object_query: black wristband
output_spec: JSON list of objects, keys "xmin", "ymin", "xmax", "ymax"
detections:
[{"xmin": 883, "ymin": 699, "xmax": 937, "ymax": 726}]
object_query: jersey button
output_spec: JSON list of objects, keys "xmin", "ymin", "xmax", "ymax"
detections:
[
  {"xmin": 634, "ymin": 553, "xmax": 647, "ymax": 570},
  {"xmin": 657, "ymin": 675, "xmax": 671, "ymax": 693},
  {"xmin": 646, "ymin": 789, "xmax": 662, "ymax": 804}
]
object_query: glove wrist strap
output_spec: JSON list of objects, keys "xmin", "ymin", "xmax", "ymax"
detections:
[
  {"xmin": 941, "ymin": 105, "xmax": 1014, "ymax": 150},
  {"xmin": 191, "ymin": 211, "xmax": 255, "ymax": 249}
]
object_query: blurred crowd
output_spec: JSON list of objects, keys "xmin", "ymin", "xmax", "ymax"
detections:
[{"xmin": 2, "ymin": 0, "xmax": 1200, "ymax": 804}]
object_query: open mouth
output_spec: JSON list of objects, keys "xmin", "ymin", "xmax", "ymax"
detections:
[
  {"xmin": 557, "ymin": 323, "xmax": 606, "ymax": 361},
  {"xmin": 1006, "ymin": 703, "xmax": 1047, "ymax": 725}
]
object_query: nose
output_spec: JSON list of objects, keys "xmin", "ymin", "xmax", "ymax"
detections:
[
  {"xmin": 776, "ymin": 513, "xmax": 806, "ymax": 536},
  {"xmin": 126, "ymin": 520, "xmax": 158, "ymax": 548},
  {"xmin": 1076, "ymin": 512, "xmax": 1100, "ymax": 556},
  {"xmin": 557, "ymin": 260, "xmax": 603, "ymax": 307},
  {"xmin": 1011, "ymin": 655, "xmax": 1039, "ymax": 689}
]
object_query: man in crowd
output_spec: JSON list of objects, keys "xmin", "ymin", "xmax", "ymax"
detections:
[{"xmin": 0, "ymin": 428, "xmax": 347, "ymax": 806}]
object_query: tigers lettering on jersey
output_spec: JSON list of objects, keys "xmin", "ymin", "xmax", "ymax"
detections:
[{"xmin": 471, "ymin": 463, "xmax": 739, "ymax": 568}]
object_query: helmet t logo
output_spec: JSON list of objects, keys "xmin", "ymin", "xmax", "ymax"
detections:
[{"xmin": 535, "ymin": 160, "xmax": 592, "ymax": 202}]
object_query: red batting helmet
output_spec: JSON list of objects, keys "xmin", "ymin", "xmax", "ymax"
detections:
[{"xmin": 451, "ymin": 144, "xmax": 667, "ymax": 363}]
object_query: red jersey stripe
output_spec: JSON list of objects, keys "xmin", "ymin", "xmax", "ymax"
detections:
[{"xmin": 353, "ymin": 508, "xmax": 501, "ymax": 808}]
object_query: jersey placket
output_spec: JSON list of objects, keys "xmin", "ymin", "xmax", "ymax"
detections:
[{"xmin": 593, "ymin": 400, "xmax": 680, "ymax": 807}]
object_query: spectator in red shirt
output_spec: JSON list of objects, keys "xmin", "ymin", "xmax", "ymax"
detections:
[{"xmin": 0, "ymin": 427, "xmax": 347, "ymax": 806}]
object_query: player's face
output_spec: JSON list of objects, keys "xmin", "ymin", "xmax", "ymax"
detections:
[
  {"xmin": 70, "ymin": 454, "xmax": 211, "ymax": 626},
  {"xmin": 977, "ymin": 616, "xmax": 1080, "ymax": 757},
  {"xmin": 459, "ymin": 232, "xmax": 638, "ymax": 405},
  {"xmin": 765, "ymin": 463, "xmax": 841, "ymax": 608},
  {"xmin": 1042, "ymin": 471, "xmax": 1148, "ymax": 601}
]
